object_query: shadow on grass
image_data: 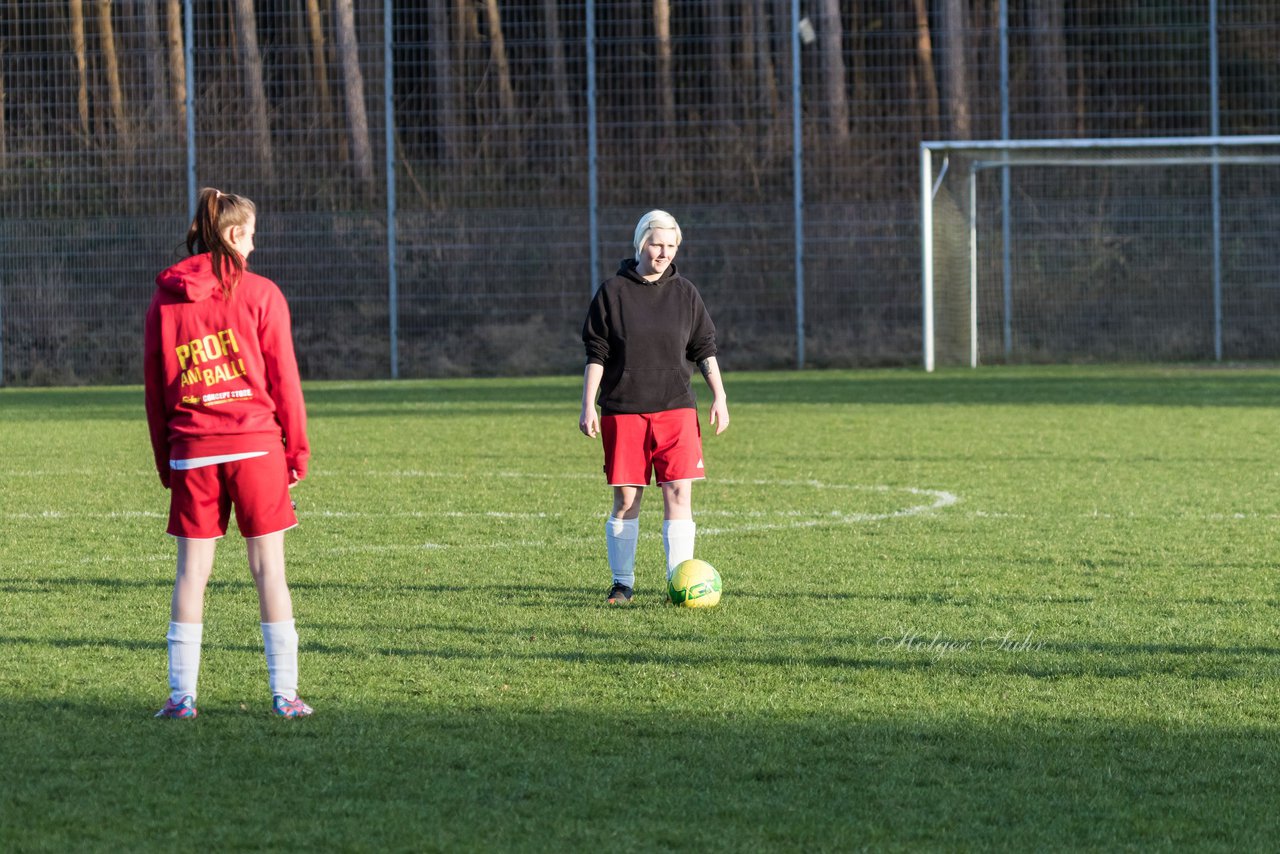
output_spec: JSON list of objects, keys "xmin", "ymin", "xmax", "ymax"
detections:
[
  {"xmin": 5, "ymin": 366, "xmax": 1279, "ymax": 422},
  {"xmin": 1, "ymin": 697, "xmax": 1277, "ymax": 850}
]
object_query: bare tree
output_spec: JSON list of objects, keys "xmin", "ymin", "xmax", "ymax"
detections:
[
  {"xmin": 481, "ymin": 0, "xmax": 518, "ymax": 156},
  {"xmin": 70, "ymin": 0, "xmax": 89, "ymax": 137},
  {"xmin": 1030, "ymin": 0, "xmax": 1071, "ymax": 137},
  {"xmin": 165, "ymin": 0, "xmax": 186, "ymax": 129},
  {"xmin": 939, "ymin": 0, "xmax": 973, "ymax": 139},
  {"xmin": 134, "ymin": 0, "xmax": 169, "ymax": 132},
  {"xmin": 743, "ymin": 0, "xmax": 780, "ymax": 125},
  {"xmin": 334, "ymin": 0, "xmax": 373, "ymax": 187},
  {"xmin": 707, "ymin": 0, "xmax": 734, "ymax": 129},
  {"xmin": 455, "ymin": 0, "xmax": 482, "ymax": 158},
  {"xmin": 757, "ymin": 0, "xmax": 788, "ymax": 159},
  {"xmin": 232, "ymin": 0, "xmax": 276, "ymax": 178},
  {"xmin": 817, "ymin": 0, "xmax": 849, "ymax": 145},
  {"xmin": 97, "ymin": 0, "xmax": 133, "ymax": 150},
  {"xmin": 305, "ymin": 0, "xmax": 332, "ymax": 124},
  {"xmin": 540, "ymin": 0, "xmax": 573, "ymax": 140},
  {"xmin": 913, "ymin": 0, "xmax": 941, "ymax": 139},
  {"xmin": 427, "ymin": 1, "xmax": 459, "ymax": 163},
  {"xmin": 0, "ymin": 31, "xmax": 7, "ymax": 168},
  {"xmin": 653, "ymin": 0, "xmax": 676, "ymax": 154}
]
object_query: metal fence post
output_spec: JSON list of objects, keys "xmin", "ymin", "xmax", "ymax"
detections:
[
  {"xmin": 586, "ymin": 0, "xmax": 600, "ymax": 295},
  {"xmin": 1209, "ymin": 0, "xmax": 1222, "ymax": 361},
  {"xmin": 385, "ymin": 0, "xmax": 399, "ymax": 379},
  {"xmin": 792, "ymin": 0, "xmax": 805, "ymax": 370},
  {"xmin": 184, "ymin": 0, "xmax": 196, "ymax": 221}
]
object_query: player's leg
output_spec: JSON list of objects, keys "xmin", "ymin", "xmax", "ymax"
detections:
[
  {"xmin": 652, "ymin": 409, "xmax": 704, "ymax": 579},
  {"xmin": 246, "ymin": 529, "xmax": 292, "ymax": 622},
  {"xmin": 158, "ymin": 536, "xmax": 217, "ymax": 717},
  {"xmin": 172, "ymin": 536, "xmax": 217, "ymax": 622},
  {"xmin": 246, "ymin": 532, "xmax": 308, "ymax": 715},
  {"xmin": 605, "ymin": 485, "xmax": 643, "ymax": 602},
  {"xmin": 231, "ymin": 449, "xmax": 311, "ymax": 716},
  {"xmin": 158, "ymin": 464, "xmax": 228, "ymax": 719},
  {"xmin": 660, "ymin": 480, "xmax": 696, "ymax": 579},
  {"xmin": 601, "ymin": 414, "xmax": 653, "ymax": 603}
]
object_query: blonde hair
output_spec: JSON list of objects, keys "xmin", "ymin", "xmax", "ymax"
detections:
[
  {"xmin": 633, "ymin": 209, "xmax": 682, "ymax": 261},
  {"xmin": 186, "ymin": 187, "xmax": 256, "ymax": 299}
]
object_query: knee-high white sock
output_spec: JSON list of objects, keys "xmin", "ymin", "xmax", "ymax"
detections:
[
  {"xmin": 663, "ymin": 519, "xmax": 696, "ymax": 579},
  {"xmin": 261, "ymin": 620, "xmax": 300, "ymax": 701},
  {"xmin": 166, "ymin": 621, "xmax": 203, "ymax": 703},
  {"xmin": 605, "ymin": 516, "xmax": 640, "ymax": 588}
]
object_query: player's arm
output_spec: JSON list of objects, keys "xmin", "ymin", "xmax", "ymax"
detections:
[
  {"xmin": 580, "ymin": 362, "xmax": 604, "ymax": 437},
  {"xmin": 698, "ymin": 356, "xmax": 729, "ymax": 435}
]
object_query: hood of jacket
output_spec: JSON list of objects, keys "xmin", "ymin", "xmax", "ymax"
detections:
[
  {"xmin": 155, "ymin": 253, "xmax": 225, "ymax": 302},
  {"xmin": 616, "ymin": 258, "xmax": 679, "ymax": 285}
]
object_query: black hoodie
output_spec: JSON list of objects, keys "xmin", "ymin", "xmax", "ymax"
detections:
[{"xmin": 582, "ymin": 259, "xmax": 718, "ymax": 416}]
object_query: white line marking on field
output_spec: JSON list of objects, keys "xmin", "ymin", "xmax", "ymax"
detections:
[
  {"xmin": 325, "ymin": 543, "xmax": 447, "ymax": 554},
  {"xmin": 6, "ymin": 510, "xmax": 167, "ymax": 519},
  {"xmin": 696, "ymin": 484, "xmax": 959, "ymax": 534},
  {"xmin": 3, "ymin": 474, "xmax": 961, "ymax": 551}
]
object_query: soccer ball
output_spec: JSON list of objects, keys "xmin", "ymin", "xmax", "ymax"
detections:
[{"xmin": 668, "ymin": 559, "xmax": 722, "ymax": 608}]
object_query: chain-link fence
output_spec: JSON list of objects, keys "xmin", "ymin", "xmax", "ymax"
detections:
[{"xmin": 3, "ymin": 1, "xmax": 1280, "ymax": 384}]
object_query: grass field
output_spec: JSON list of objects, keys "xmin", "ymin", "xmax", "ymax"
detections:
[{"xmin": 2, "ymin": 365, "xmax": 1279, "ymax": 851}]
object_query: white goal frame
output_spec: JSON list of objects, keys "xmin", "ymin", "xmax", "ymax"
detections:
[{"xmin": 920, "ymin": 135, "xmax": 1280, "ymax": 371}]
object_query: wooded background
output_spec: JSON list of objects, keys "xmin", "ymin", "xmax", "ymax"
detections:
[{"xmin": 2, "ymin": 1, "xmax": 1279, "ymax": 384}]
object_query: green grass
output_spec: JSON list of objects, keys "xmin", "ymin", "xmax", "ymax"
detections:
[{"xmin": 2, "ymin": 365, "xmax": 1279, "ymax": 851}]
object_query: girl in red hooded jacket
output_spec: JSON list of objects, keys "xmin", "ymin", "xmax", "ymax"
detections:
[{"xmin": 145, "ymin": 187, "xmax": 313, "ymax": 719}]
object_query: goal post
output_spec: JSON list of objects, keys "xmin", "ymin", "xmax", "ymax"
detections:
[{"xmin": 920, "ymin": 135, "xmax": 1280, "ymax": 371}]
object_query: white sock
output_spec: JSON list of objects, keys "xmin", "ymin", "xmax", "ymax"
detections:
[
  {"xmin": 166, "ymin": 621, "xmax": 203, "ymax": 703},
  {"xmin": 605, "ymin": 516, "xmax": 640, "ymax": 588},
  {"xmin": 261, "ymin": 620, "xmax": 299, "ymax": 701},
  {"xmin": 663, "ymin": 519, "xmax": 696, "ymax": 579}
]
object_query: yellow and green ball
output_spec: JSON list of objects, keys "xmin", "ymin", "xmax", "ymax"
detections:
[{"xmin": 668, "ymin": 559, "xmax": 722, "ymax": 608}]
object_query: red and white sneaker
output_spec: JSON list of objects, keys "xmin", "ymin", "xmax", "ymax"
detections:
[
  {"xmin": 272, "ymin": 694, "xmax": 314, "ymax": 718},
  {"xmin": 155, "ymin": 695, "xmax": 198, "ymax": 719}
]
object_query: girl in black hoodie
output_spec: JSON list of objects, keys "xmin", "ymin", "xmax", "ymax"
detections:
[{"xmin": 580, "ymin": 210, "xmax": 730, "ymax": 604}]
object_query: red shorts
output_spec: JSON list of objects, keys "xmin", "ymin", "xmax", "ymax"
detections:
[
  {"xmin": 167, "ymin": 445, "xmax": 298, "ymax": 539},
  {"xmin": 601, "ymin": 408, "xmax": 705, "ymax": 486}
]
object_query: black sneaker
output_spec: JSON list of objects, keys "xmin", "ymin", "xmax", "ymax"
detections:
[{"xmin": 606, "ymin": 582, "xmax": 634, "ymax": 604}]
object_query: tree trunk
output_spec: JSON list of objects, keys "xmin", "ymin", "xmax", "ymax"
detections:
[
  {"xmin": 97, "ymin": 0, "xmax": 133, "ymax": 150},
  {"xmin": 232, "ymin": 0, "xmax": 276, "ymax": 179},
  {"xmin": 482, "ymin": 0, "xmax": 519, "ymax": 158},
  {"xmin": 70, "ymin": 0, "xmax": 89, "ymax": 137},
  {"xmin": 165, "ymin": 0, "xmax": 186, "ymax": 130},
  {"xmin": 752, "ymin": 0, "xmax": 783, "ymax": 138},
  {"xmin": 540, "ymin": 0, "xmax": 572, "ymax": 130},
  {"xmin": 817, "ymin": 0, "xmax": 849, "ymax": 145},
  {"xmin": 455, "ymin": 0, "xmax": 481, "ymax": 161},
  {"xmin": 305, "ymin": 0, "xmax": 332, "ymax": 122},
  {"xmin": 939, "ymin": 0, "xmax": 972, "ymax": 139},
  {"xmin": 913, "ymin": 0, "xmax": 941, "ymax": 139},
  {"xmin": 1030, "ymin": 0, "xmax": 1071, "ymax": 137},
  {"xmin": 0, "ymin": 32, "xmax": 7, "ymax": 168},
  {"xmin": 653, "ymin": 0, "xmax": 676, "ymax": 136},
  {"xmin": 707, "ymin": 0, "xmax": 733, "ymax": 128},
  {"xmin": 135, "ymin": 0, "xmax": 168, "ymax": 132},
  {"xmin": 427, "ymin": 1, "xmax": 458, "ymax": 163},
  {"xmin": 334, "ymin": 0, "xmax": 374, "ymax": 188}
]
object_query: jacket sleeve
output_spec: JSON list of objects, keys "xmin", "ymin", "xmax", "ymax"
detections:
[
  {"xmin": 685, "ymin": 285, "xmax": 718, "ymax": 364},
  {"xmin": 259, "ymin": 284, "xmax": 310, "ymax": 479},
  {"xmin": 582, "ymin": 286, "xmax": 611, "ymax": 366},
  {"xmin": 142, "ymin": 298, "xmax": 171, "ymax": 487}
]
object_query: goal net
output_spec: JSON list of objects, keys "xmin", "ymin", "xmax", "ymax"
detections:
[{"xmin": 920, "ymin": 136, "xmax": 1280, "ymax": 370}]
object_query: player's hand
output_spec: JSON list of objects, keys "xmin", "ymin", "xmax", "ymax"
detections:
[
  {"xmin": 580, "ymin": 408, "xmax": 600, "ymax": 438},
  {"xmin": 710, "ymin": 399, "xmax": 730, "ymax": 435},
  {"xmin": 159, "ymin": 469, "xmax": 171, "ymax": 489},
  {"xmin": 288, "ymin": 468, "xmax": 302, "ymax": 487}
]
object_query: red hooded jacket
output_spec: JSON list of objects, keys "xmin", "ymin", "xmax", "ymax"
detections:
[{"xmin": 144, "ymin": 253, "xmax": 309, "ymax": 487}]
